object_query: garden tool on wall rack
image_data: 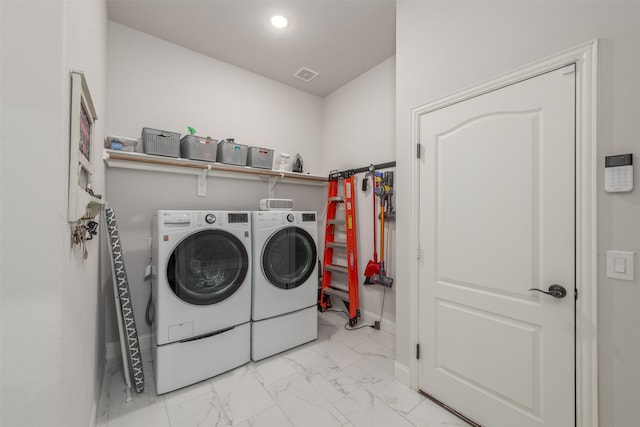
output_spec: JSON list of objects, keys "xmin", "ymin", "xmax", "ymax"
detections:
[
  {"xmin": 369, "ymin": 172, "xmax": 393, "ymax": 288},
  {"xmin": 381, "ymin": 171, "xmax": 395, "ymax": 221},
  {"xmin": 364, "ymin": 168, "xmax": 381, "ymax": 284}
]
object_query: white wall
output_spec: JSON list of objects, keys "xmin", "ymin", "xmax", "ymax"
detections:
[
  {"xmin": 104, "ymin": 22, "xmax": 327, "ymax": 343},
  {"xmin": 107, "ymin": 22, "xmax": 325, "ymax": 175},
  {"xmin": 323, "ymin": 57, "xmax": 397, "ymax": 328},
  {"xmin": 395, "ymin": 2, "xmax": 640, "ymax": 426},
  {"xmin": 323, "ymin": 57, "xmax": 396, "ymax": 170},
  {"xmin": 1, "ymin": 1, "xmax": 108, "ymax": 426}
]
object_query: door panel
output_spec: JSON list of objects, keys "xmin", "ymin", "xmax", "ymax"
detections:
[
  {"xmin": 437, "ymin": 112, "xmax": 537, "ymax": 294},
  {"xmin": 437, "ymin": 301, "xmax": 539, "ymax": 410},
  {"xmin": 418, "ymin": 67, "xmax": 575, "ymax": 427}
]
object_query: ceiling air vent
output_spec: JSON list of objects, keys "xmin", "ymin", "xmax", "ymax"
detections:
[{"xmin": 294, "ymin": 67, "xmax": 318, "ymax": 82}]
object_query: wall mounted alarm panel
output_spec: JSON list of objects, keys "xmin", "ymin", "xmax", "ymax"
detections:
[{"xmin": 605, "ymin": 154, "xmax": 633, "ymax": 192}]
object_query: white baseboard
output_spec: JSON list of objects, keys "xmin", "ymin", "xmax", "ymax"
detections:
[
  {"xmin": 105, "ymin": 333, "xmax": 152, "ymax": 360},
  {"xmin": 90, "ymin": 356, "xmax": 109, "ymax": 427},
  {"xmin": 394, "ymin": 361, "xmax": 411, "ymax": 387},
  {"xmin": 89, "ymin": 399, "xmax": 97, "ymax": 427},
  {"xmin": 360, "ymin": 309, "xmax": 396, "ymax": 335}
]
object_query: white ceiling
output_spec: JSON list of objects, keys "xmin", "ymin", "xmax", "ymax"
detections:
[{"xmin": 107, "ymin": 0, "xmax": 396, "ymax": 97}]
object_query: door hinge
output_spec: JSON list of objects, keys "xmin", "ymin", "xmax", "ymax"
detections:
[
  {"xmin": 575, "ymin": 288, "xmax": 578, "ymax": 300},
  {"xmin": 416, "ymin": 343, "xmax": 420, "ymax": 359},
  {"xmin": 417, "ymin": 143, "xmax": 421, "ymax": 159}
]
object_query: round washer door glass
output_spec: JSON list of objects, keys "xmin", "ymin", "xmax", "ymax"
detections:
[
  {"xmin": 262, "ymin": 227, "xmax": 317, "ymax": 289},
  {"xmin": 167, "ymin": 230, "xmax": 248, "ymax": 305}
]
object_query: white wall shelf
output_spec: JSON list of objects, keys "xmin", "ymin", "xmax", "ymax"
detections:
[{"xmin": 103, "ymin": 149, "xmax": 328, "ymax": 187}]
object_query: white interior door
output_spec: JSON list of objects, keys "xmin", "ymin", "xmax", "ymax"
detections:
[{"xmin": 418, "ymin": 66, "xmax": 575, "ymax": 427}]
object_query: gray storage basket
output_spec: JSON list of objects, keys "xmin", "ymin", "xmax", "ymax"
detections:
[
  {"xmin": 180, "ymin": 135, "xmax": 218, "ymax": 162},
  {"xmin": 247, "ymin": 147, "xmax": 274, "ymax": 169},
  {"xmin": 217, "ymin": 139, "xmax": 248, "ymax": 166},
  {"xmin": 142, "ymin": 127, "xmax": 181, "ymax": 158}
]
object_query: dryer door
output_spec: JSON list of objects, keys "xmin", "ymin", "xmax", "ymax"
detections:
[
  {"xmin": 262, "ymin": 227, "xmax": 317, "ymax": 290},
  {"xmin": 167, "ymin": 230, "xmax": 249, "ymax": 305}
]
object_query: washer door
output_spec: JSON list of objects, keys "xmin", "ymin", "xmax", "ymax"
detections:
[
  {"xmin": 262, "ymin": 227, "xmax": 317, "ymax": 290},
  {"xmin": 167, "ymin": 229, "xmax": 248, "ymax": 305}
]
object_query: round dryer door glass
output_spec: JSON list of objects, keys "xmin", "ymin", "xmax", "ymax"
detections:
[
  {"xmin": 167, "ymin": 230, "xmax": 248, "ymax": 305},
  {"xmin": 262, "ymin": 227, "xmax": 317, "ymax": 290}
]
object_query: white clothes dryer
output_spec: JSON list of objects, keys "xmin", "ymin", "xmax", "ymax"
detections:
[
  {"xmin": 251, "ymin": 211, "xmax": 318, "ymax": 361},
  {"xmin": 151, "ymin": 210, "xmax": 252, "ymax": 394}
]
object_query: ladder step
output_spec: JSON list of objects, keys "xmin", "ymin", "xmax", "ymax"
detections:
[
  {"xmin": 327, "ymin": 242, "xmax": 347, "ymax": 250},
  {"xmin": 323, "ymin": 287, "xmax": 350, "ymax": 301},
  {"xmin": 329, "ymin": 196, "xmax": 344, "ymax": 203},
  {"xmin": 325, "ymin": 264, "xmax": 348, "ymax": 275},
  {"xmin": 328, "ymin": 219, "xmax": 346, "ymax": 225}
]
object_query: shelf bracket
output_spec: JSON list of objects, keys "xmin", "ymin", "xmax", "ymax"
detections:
[
  {"xmin": 268, "ymin": 174, "xmax": 284, "ymax": 198},
  {"xmin": 197, "ymin": 168, "xmax": 208, "ymax": 197}
]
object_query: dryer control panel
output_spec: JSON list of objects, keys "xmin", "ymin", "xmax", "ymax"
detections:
[
  {"xmin": 162, "ymin": 211, "xmax": 191, "ymax": 227},
  {"xmin": 205, "ymin": 213, "xmax": 216, "ymax": 224}
]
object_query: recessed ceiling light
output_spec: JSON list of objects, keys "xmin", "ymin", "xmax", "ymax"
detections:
[{"xmin": 270, "ymin": 14, "xmax": 288, "ymax": 29}]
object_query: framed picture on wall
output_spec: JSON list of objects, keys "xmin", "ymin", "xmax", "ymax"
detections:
[
  {"xmin": 79, "ymin": 99, "xmax": 91, "ymax": 162},
  {"xmin": 68, "ymin": 70, "xmax": 102, "ymax": 223}
]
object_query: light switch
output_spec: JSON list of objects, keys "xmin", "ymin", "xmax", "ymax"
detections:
[{"xmin": 606, "ymin": 250, "xmax": 635, "ymax": 281}]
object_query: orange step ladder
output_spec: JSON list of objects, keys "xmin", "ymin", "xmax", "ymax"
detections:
[{"xmin": 318, "ymin": 171, "xmax": 360, "ymax": 326}]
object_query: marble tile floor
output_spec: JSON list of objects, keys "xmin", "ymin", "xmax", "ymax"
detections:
[{"xmin": 97, "ymin": 310, "xmax": 469, "ymax": 427}]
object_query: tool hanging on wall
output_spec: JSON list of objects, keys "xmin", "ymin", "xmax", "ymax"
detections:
[
  {"xmin": 328, "ymin": 161, "xmax": 395, "ymax": 289},
  {"xmin": 364, "ymin": 168, "xmax": 381, "ymax": 283},
  {"xmin": 367, "ymin": 171, "xmax": 394, "ymax": 288},
  {"xmin": 378, "ymin": 171, "xmax": 395, "ymax": 222}
]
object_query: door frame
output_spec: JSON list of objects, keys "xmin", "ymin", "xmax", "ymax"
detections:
[{"xmin": 407, "ymin": 40, "xmax": 598, "ymax": 427}]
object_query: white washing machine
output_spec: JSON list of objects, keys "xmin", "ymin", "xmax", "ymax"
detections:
[
  {"xmin": 251, "ymin": 211, "xmax": 318, "ymax": 361},
  {"xmin": 151, "ymin": 210, "xmax": 252, "ymax": 394}
]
